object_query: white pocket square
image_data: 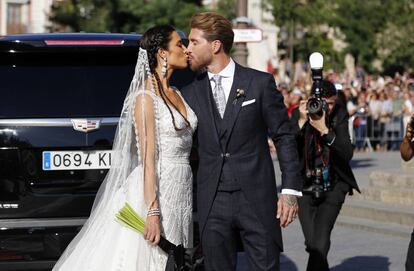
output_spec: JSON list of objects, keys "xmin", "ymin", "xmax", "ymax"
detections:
[{"xmin": 242, "ymin": 99, "xmax": 256, "ymax": 107}]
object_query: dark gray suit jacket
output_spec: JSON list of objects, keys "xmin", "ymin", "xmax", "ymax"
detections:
[{"xmin": 181, "ymin": 63, "xmax": 302, "ymax": 250}]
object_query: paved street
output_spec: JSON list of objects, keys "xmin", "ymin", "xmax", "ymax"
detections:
[
  {"xmin": 279, "ymin": 218, "xmax": 408, "ymax": 271},
  {"xmin": 238, "ymin": 217, "xmax": 408, "ymax": 270},
  {"xmin": 237, "ymin": 151, "xmax": 410, "ymax": 271}
]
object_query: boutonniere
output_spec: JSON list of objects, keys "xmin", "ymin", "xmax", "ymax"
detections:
[{"xmin": 233, "ymin": 88, "xmax": 246, "ymax": 105}]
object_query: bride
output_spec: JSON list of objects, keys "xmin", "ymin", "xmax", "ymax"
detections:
[{"xmin": 53, "ymin": 25, "xmax": 197, "ymax": 271}]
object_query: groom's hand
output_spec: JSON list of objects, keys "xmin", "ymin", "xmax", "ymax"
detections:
[
  {"xmin": 145, "ymin": 215, "xmax": 161, "ymax": 245},
  {"xmin": 277, "ymin": 194, "xmax": 299, "ymax": 228}
]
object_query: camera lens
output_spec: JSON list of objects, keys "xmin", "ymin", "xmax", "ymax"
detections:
[{"xmin": 307, "ymin": 98, "xmax": 323, "ymax": 115}]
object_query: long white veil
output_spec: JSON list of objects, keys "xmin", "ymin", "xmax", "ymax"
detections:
[{"xmin": 53, "ymin": 48, "xmax": 160, "ymax": 269}]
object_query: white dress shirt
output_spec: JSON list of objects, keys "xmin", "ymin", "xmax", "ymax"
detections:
[
  {"xmin": 208, "ymin": 58, "xmax": 235, "ymax": 103},
  {"xmin": 207, "ymin": 59, "xmax": 302, "ymax": 197}
]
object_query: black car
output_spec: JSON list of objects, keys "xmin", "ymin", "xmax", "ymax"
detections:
[{"xmin": 0, "ymin": 33, "xmax": 195, "ymax": 271}]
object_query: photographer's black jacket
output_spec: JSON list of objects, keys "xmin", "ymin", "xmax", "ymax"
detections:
[{"xmin": 291, "ymin": 104, "xmax": 360, "ymax": 193}]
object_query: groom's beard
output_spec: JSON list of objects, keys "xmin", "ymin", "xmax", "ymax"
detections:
[
  {"xmin": 188, "ymin": 52, "xmax": 212, "ymax": 73},
  {"xmin": 189, "ymin": 61, "xmax": 207, "ymax": 74}
]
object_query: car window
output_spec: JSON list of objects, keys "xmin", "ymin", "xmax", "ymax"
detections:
[{"xmin": 0, "ymin": 51, "xmax": 136, "ymax": 118}]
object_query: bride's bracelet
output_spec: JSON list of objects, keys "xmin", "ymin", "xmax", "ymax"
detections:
[{"xmin": 147, "ymin": 208, "xmax": 160, "ymax": 217}]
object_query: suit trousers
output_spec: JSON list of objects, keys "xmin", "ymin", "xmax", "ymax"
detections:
[
  {"xmin": 298, "ymin": 181, "xmax": 350, "ymax": 271},
  {"xmin": 202, "ymin": 190, "xmax": 280, "ymax": 271},
  {"xmin": 407, "ymin": 230, "xmax": 414, "ymax": 271}
]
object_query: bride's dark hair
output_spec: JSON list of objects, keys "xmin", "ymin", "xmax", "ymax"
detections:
[{"xmin": 140, "ymin": 25, "xmax": 190, "ymax": 130}]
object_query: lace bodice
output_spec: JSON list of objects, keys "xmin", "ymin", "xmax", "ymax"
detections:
[
  {"xmin": 155, "ymin": 92, "xmax": 197, "ymax": 162},
  {"xmin": 133, "ymin": 90, "xmax": 197, "ymax": 162},
  {"xmin": 132, "ymin": 89, "xmax": 197, "ymax": 208}
]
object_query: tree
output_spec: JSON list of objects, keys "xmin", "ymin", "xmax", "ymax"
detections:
[
  {"xmin": 265, "ymin": 0, "xmax": 332, "ymax": 27},
  {"xmin": 264, "ymin": 0, "xmax": 414, "ymax": 74},
  {"xmin": 49, "ymin": 0, "xmax": 117, "ymax": 32},
  {"xmin": 116, "ymin": 0, "xmax": 204, "ymax": 34},
  {"xmin": 330, "ymin": 0, "xmax": 388, "ymax": 73},
  {"xmin": 294, "ymin": 29, "xmax": 342, "ymax": 71},
  {"xmin": 330, "ymin": 0, "xmax": 414, "ymax": 74},
  {"xmin": 49, "ymin": 0, "xmax": 204, "ymax": 35},
  {"xmin": 374, "ymin": 1, "xmax": 414, "ymax": 74},
  {"xmin": 216, "ymin": 0, "xmax": 237, "ymax": 21},
  {"xmin": 263, "ymin": 0, "xmax": 340, "ymax": 68}
]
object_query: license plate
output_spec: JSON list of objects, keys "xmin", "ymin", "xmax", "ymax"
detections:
[{"xmin": 42, "ymin": 150, "xmax": 112, "ymax": 171}]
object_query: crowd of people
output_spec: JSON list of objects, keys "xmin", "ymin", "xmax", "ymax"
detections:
[{"xmin": 274, "ymin": 62, "xmax": 414, "ymax": 152}]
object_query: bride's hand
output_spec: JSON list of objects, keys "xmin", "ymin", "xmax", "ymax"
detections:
[{"xmin": 144, "ymin": 215, "xmax": 161, "ymax": 245}]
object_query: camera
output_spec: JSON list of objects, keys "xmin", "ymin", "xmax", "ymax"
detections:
[
  {"xmin": 303, "ymin": 166, "xmax": 331, "ymax": 199},
  {"xmin": 307, "ymin": 94, "xmax": 328, "ymax": 116},
  {"xmin": 307, "ymin": 52, "xmax": 328, "ymax": 117}
]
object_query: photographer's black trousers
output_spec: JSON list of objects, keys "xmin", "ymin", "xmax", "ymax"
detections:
[
  {"xmin": 407, "ymin": 230, "xmax": 414, "ymax": 271},
  {"xmin": 298, "ymin": 181, "xmax": 350, "ymax": 271}
]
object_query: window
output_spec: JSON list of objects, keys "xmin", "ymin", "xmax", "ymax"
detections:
[
  {"xmin": 0, "ymin": 51, "xmax": 135, "ymax": 118},
  {"xmin": 6, "ymin": 3, "xmax": 26, "ymax": 34}
]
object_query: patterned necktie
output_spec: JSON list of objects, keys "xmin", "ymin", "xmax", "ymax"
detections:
[{"xmin": 211, "ymin": 74, "xmax": 226, "ymax": 118}]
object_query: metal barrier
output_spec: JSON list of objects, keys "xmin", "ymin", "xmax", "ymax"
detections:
[{"xmin": 349, "ymin": 115, "xmax": 406, "ymax": 152}]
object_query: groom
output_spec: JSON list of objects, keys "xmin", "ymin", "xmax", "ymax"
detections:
[{"xmin": 181, "ymin": 12, "xmax": 302, "ymax": 270}]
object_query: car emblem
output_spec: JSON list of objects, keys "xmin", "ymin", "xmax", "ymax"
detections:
[{"xmin": 71, "ymin": 119, "xmax": 101, "ymax": 133}]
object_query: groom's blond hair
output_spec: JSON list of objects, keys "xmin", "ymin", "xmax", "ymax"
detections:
[{"xmin": 190, "ymin": 12, "xmax": 234, "ymax": 55}]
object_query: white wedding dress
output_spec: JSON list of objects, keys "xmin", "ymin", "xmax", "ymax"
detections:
[{"xmin": 53, "ymin": 49, "xmax": 197, "ymax": 271}]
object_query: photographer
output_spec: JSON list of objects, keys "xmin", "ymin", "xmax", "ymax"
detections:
[
  {"xmin": 291, "ymin": 80, "xmax": 360, "ymax": 271},
  {"xmin": 399, "ymin": 116, "xmax": 414, "ymax": 271}
]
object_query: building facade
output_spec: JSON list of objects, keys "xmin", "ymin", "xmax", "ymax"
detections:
[
  {"xmin": 0, "ymin": 0, "xmax": 54, "ymax": 35},
  {"xmin": 246, "ymin": 0, "xmax": 278, "ymax": 72}
]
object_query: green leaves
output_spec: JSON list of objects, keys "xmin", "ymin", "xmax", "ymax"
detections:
[
  {"xmin": 264, "ymin": 0, "xmax": 414, "ymax": 74},
  {"xmin": 263, "ymin": 0, "xmax": 339, "ymax": 66},
  {"xmin": 49, "ymin": 0, "xmax": 204, "ymax": 34},
  {"xmin": 373, "ymin": 1, "xmax": 414, "ymax": 73},
  {"xmin": 216, "ymin": 0, "xmax": 237, "ymax": 21}
]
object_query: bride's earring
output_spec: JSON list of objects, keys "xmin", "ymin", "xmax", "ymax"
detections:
[{"xmin": 161, "ymin": 57, "xmax": 167, "ymax": 78}]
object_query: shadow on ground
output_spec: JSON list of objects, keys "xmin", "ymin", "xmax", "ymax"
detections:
[
  {"xmin": 350, "ymin": 158, "xmax": 376, "ymax": 168},
  {"xmin": 331, "ymin": 256, "xmax": 391, "ymax": 271},
  {"xmin": 280, "ymin": 253, "xmax": 299, "ymax": 271},
  {"xmin": 236, "ymin": 253, "xmax": 298, "ymax": 271}
]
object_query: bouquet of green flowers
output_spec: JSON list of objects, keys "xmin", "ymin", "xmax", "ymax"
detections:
[
  {"xmin": 115, "ymin": 203, "xmax": 176, "ymax": 254},
  {"xmin": 116, "ymin": 203, "xmax": 203, "ymax": 271},
  {"xmin": 115, "ymin": 203, "xmax": 146, "ymax": 235}
]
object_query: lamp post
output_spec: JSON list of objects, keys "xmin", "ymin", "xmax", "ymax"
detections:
[{"xmin": 233, "ymin": 0, "xmax": 248, "ymax": 66}]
